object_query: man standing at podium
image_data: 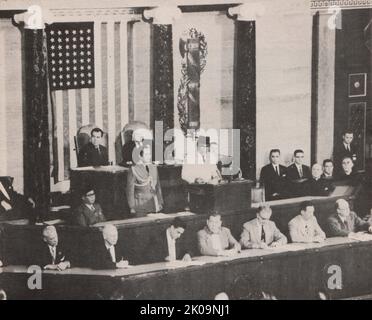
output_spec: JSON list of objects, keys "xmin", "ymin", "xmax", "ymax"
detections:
[
  {"xmin": 78, "ymin": 127, "xmax": 109, "ymax": 167},
  {"xmin": 182, "ymin": 136, "xmax": 221, "ymax": 184}
]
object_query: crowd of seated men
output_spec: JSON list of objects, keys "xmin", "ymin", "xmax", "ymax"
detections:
[{"xmin": 1, "ymin": 199, "xmax": 371, "ymax": 271}]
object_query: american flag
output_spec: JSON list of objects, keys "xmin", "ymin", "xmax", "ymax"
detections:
[
  {"xmin": 47, "ymin": 21, "xmax": 135, "ymax": 190},
  {"xmin": 46, "ymin": 22, "xmax": 95, "ymax": 90}
]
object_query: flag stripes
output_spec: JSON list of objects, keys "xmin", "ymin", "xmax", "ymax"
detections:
[{"xmin": 50, "ymin": 21, "xmax": 130, "ymax": 185}]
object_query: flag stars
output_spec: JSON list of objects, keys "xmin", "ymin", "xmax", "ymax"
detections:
[
  {"xmin": 65, "ymin": 45, "xmax": 70, "ymax": 50},
  {"xmin": 73, "ymin": 59, "xmax": 77, "ymax": 64},
  {"xmin": 80, "ymin": 66, "xmax": 85, "ymax": 70},
  {"xmin": 65, "ymin": 30, "xmax": 69, "ymax": 35},
  {"xmin": 72, "ymin": 30, "xmax": 77, "ymax": 34},
  {"xmin": 87, "ymin": 29, "xmax": 91, "ymax": 33},
  {"xmin": 73, "ymin": 52, "xmax": 77, "ymax": 56},
  {"xmin": 57, "ymin": 38, "xmax": 62, "ymax": 43},
  {"xmin": 58, "ymin": 45, "xmax": 62, "ymax": 50},
  {"xmin": 86, "ymin": 44, "xmax": 91, "ymax": 49},
  {"xmin": 79, "ymin": 30, "xmax": 84, "ymax": 34},
  {"xmin": 57, "ymin": 30, "xmax": 62, "ymax": 35},
  {"xmin": 50, "ymin": 38, "xmax": 55, "ymax": 43},
  {"xmin": 58, "ymin": 67, "xmax": 63, "ymax": 72},
  {"xmin": 81, "ymin": 80, "xmax": 85, "ymax": 85},
  {"xmin": 73, "ymin": 73, "xmax": 77, "ymax": 78},
  {"xmin": 50, "ymin": 31, "xmax": 55, "ymax": 35},
  {"xmin": 58, "ymin": 52, "xmax": 63, "ymax": 57},
  {"xmin": 80, "ymin": 44, "xmax": 84, "ymax": 49},
  {"xmin": 73, "ymin": 66, "xmax": 77, "ymax": 71}
]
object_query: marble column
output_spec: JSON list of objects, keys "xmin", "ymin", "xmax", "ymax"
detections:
[
  {"xmin": 233, "ymin": 20, "xmax": 256, "ymax": 180},
  {"xmin": 15, "ymin": 6, "xmax": 50, "ymax": 219},
  {"xmin": 313, "ymin": 11, "xmax": 336, "ymax": 164},
  {"xmin": 151, "ymin": 24, "xmax": 174, "ymax": 136}
]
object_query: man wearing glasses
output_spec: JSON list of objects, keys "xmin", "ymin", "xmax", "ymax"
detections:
[{"xmin": 74, "ymin": 187, "xmax": 106, "ymax": 227}]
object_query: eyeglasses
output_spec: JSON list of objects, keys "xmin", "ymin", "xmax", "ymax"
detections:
[{"xmin": 86, "ymin": 192, "xmax": 95, "ymax": 197}]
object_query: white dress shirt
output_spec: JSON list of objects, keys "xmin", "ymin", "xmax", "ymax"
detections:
[
  {"xmin": 295, "ymin": 163, "xmax": 303, "ymax": 178},
  {"xmin": 166, "ymin": 229, "xmax": 177, "ymax": 261},
  {"xmin": 48, "ymin": 245, "xmax": 57, "ymax": 264},
  {"xmin": 105, "ymin": 243, "xmax": 116, "ymax": 263}
]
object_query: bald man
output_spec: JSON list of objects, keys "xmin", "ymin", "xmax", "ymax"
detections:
[
  {"xmin": 327, "ymin": 199, "xmax": 372, "ymax": 237},
  {"xmin": 92, "ymin": 224, "xmax": 129, "ymax": 269},
  {"xmin": 303, "ymin": 164, "xmax": 334, "ymax": 196},
  {"xmin": 37, "ymin": 226, "xmax": 71, "ymax": 271}
]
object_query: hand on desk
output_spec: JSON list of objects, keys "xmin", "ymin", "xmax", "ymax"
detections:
[
  {"xmin": 44, "ymin": 261, "xmax": 71, "ymax": 271},
  {"xmin": 0, "ymin": 260, "xmax": 3, "ymax": 267},
  {"xmin": 182, "ymin": 254, "xmax": 192, "ymax": 262},
  {"xmin": 130, "ymin": 209, "xmax": 136, "ymax": 215},
  {"xmin": 269, "ymin": 241, "xmax": 281, "ymax": 248},
  {"xmin": 368, "ymin": 226, "xmax": 372, "ymax": 233},
  {"xmin": 116, "ymin": 259, "xmax": 129, "ymax": 269}
]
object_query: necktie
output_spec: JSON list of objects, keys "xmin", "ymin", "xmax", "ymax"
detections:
[
  {"xmin": 261, "ymin": 224, "xmax": 266, "ymax": 242},
  {"xmin": 145, "ymin": 165, "xmax": 149, "ymax": 173},
  {"xmin": 347, "ymin": 145, "xmax": 350, "ymax": 152},
  {"xmin": 275, "ymin": 166, "xmax": 279, "ymax": 176},
  {"xmin": 299, "ymin": 166, "xmax": 303, "ymax": 178}
]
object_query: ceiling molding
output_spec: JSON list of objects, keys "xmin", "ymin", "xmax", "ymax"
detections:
[{"xmin": 310, "ymin": 0, "xmax": 372, "ymax": 10}]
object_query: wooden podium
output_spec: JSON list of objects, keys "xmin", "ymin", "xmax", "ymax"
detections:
[{"xmin": 185, "ymin": 180, "xmax": 253, "ymax": 215}]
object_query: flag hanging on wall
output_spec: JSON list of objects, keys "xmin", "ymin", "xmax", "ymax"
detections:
[{"xmin": 46, "ymin": 22, "xmax": 95, "ymax": 91}]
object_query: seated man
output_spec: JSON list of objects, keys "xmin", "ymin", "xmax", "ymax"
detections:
[
  {"xmin": 240, "ymin": 204, "xmax": 287, "ymax": 249},
  {"xmin": 287, "ymin": 149, "xmax": 311, "ymax": 181},
  {"xmin": 145, "ymin": 218, "xmax": 191, "ymax": 263},
  {"xmin": 92, "ymin": 224, "xmax": 129, "ymax": 269},
  {"xmin": 0, "ymin": 176, "xmax": 36, "ymax": 222},
  {"xmin": 303, "ymin": 164, "xmax": 334, "ymax": 196},
  {"xmin": 336, "ymin": 156, "xmax": 361, "ymax": 185},
  {"xmin": 327, "ymin": 199, "xmax": 372, "ymax": 237},
  {"xmin": 288, "ymin": 201, "xmax": 326, "ymax": 243},
  {"xmin": 74, "ymin": 187, "xmax": 106, "ymax": 227},
  {"xmin": 259, "ymin": 149, "xmax": 288, "ymax": 201},
  {"xmin": 37, "ymin": 226, "xmax": 71, "ymax": 271},
  {"xmin": 126, "ymin": 145, "xmax": 163, "ymax": 216},
  {"xmin": 333, "ymin": 129, "xmax": 358, "ymax": 173},
  {"xmin": 322, "ymin": 159, "xmax": 335, "ymax": 180},
  {"xmin": 182, "ymin": 136, "xmax": 222, "ymax": 185},
  {"xmin": 78, "ymin": 127, "xmax": 109, "ymax": 167},
  {"xmin": 197, "ymin": 214, "xmax": 241, "ymax": 256}
]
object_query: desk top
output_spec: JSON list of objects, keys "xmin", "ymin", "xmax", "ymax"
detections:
[
  {"xmin": 70, "ymin": 165, "xmax": 128, "ymax": 173},
  {"xmin": 1, "ymin": 237, "xmax": 370, "ymax": 278}
]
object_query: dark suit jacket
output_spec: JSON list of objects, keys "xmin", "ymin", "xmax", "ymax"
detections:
[
  {"xmin": 91, "ymin": 240, "xmax": 125, "ymax": 270},
  {"xmin": 333, "ymin": 142, "xmax": 358, "ymax": 169},
  {"xmin": 303, "ymin": 178, "xmax": 335, "ymax": 196},
  {"xmin": 74, "ymin": 203, "xmax": 106, "ymax": 227},
  {"xmin": 286, "ymin": 163, "xmax": 311, "ymax": 180},
  {"xmin": 36, "ymin": 243, "xmax": 69, "ymax": 268},
  {"xmin": 259, "ymin": 164, "xmax": 288, "ymax": 200},
  {"xmin": 0, "ymin": 176, "xmax": 33, "ymax": 221},
  {"xmin": 78, "ymin": 142, "xmax": 109, "ymax": 167},
  {"xmin": 327, "ymin": 212, "xmax": 371, "ymax": 237},
  {"xmin": 335, "ymin": 170, "xmax": 362, "ymax": 186}
]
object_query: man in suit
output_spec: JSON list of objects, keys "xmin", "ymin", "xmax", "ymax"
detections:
[
  {"xmin": 333, "ymin": 130, "xmax": 358, "ymax": 173},
  {"xmin": 326, "ymin": 199, "xmax": 372, "ymax": 237},
  {"xmin": 74, "ymin": 187, "xmax": 106, "ymax": 227},
  {"xmin": 288, "ymin": 201, "xmax": 326, "ymax": 243},
  {"xmin": 126, "ymin": 145, "xmax": 163, "ymax": 216},
  {"xmin": 92, "ymin": 224, "xmax": 129, "ymax": 269},
  {"xmin": 336, "ymin": 156, "xmax": 361, "ymax": 185},
  {"xmin": 37, "ymin": 226, "xmax": 71, "ymax": 271},
  {"xmin": 322, "ymin": 159, "xmax": 335, "ymax": 180},
  {"xmin": 303, "ymin": 164, "xmax": 334, "ymax": 196},
  {"xmin": 197, "ymin": 214, "xmax": 241, "ymax": 256},
  {"xmin": 240, "ymin": 204, "xmax": 287, "ymax": 249},
  {"xmin": 259, "ymin": 149, "xmax": 288, "ymax": 201},
  {"xmin": 78, "ymin": 127, "xmax": 109, "ymax": 167},
  {"xmin": 0, "ymin": 176, "xmax": 36, "ymax": 222},
  {"xmin": 287, "ymin": 149, "xmax": 311, "ymax": 181},
  {"xmin": 145, "ymin": 218, "xmax": 191, "ymax": 263},
  {"xmin": 182, "ymin": 136, "xmax": 222, "ymax": 185}
]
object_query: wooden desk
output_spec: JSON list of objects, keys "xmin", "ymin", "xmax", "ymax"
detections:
[
  {"xmin": 1, "ymin": 237, "xmax": 372, "ymax": 300},
  {"xmin": 185, "ymin": 179, "xmax": 253, "ymax": 214},
  {"xmin": 0, "ymin": 193, "xmax": 355, "ymax": 267},
  {"xmin": 70, "ymin": 165, "xmax": 129, "ymax": 220},
  {"xmin": 70, "ymin": 165, "xmax": 187, "ymax": 219}
]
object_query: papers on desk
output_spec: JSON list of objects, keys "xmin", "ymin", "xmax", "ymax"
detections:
[
  {"xmin": 3, "ymin": 219, "xmax": 29, "ymax": 226},
  {"xmin": 165, "ymin": 260, "xmax": 206, "ymax": 269},
  {"xmin": 147, "ymin": 213, "xmax": 170, "ymax": 219},
  {"xmin": 348, "ymin": 232, "xmax": 372, "ymax": 242}
]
